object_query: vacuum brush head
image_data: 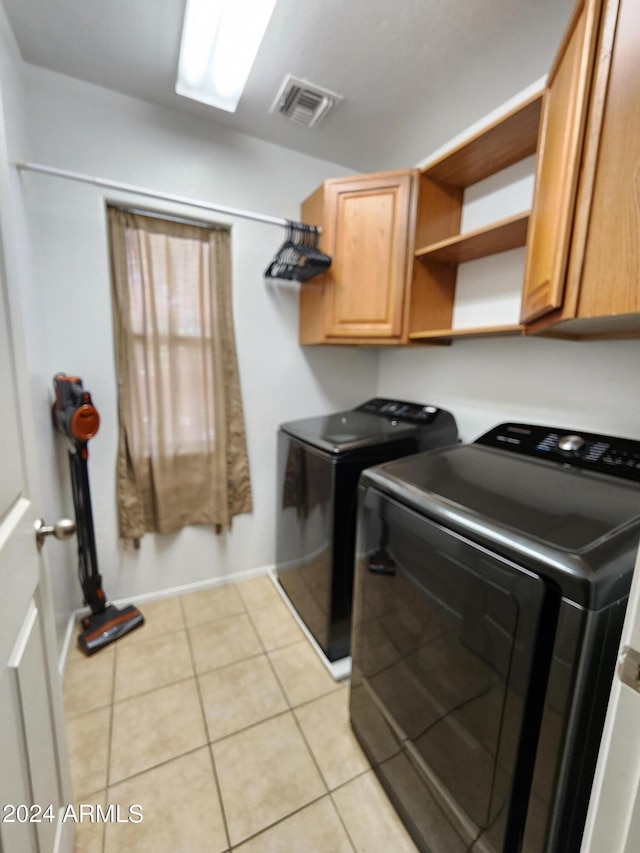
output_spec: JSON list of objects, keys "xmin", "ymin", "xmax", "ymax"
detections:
[{"xmin": 78, "ymin": 604, "xmax": 144, "ymax": 654}]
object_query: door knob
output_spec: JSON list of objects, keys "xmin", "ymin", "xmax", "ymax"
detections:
[{"xmin": 34, "ymin": 518, "xmax": 76, "ymax": 550}]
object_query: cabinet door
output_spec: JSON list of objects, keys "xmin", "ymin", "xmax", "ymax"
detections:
[
  {"xmin": 324, "ymin": 172, "xmax": 414, "ymax": 340},
  {"xmin": 573, "ymin": 0, "xmax": 640, "ymax": 322},
  {"xmin": 520, "ymin": 0, "xmax": 603, "ymax": 324}
]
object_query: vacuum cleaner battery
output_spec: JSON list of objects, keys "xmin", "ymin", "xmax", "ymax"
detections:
[{"xmin": 52, "ymin": 373, "xmax": 144, "ymax": 654}]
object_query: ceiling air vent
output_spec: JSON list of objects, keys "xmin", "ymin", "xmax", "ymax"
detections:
[{"xmin": 270, "ymin": 75, "xmax": 342, "ymax": 128}]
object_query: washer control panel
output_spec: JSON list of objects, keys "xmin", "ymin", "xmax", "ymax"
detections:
[
  {"xmin": 475, "ymin": 423, "xmax": 640, "ymax": 482},
  {"xmin": 357, "ymin": 398, "xmax": 440, "ymax": 425}
]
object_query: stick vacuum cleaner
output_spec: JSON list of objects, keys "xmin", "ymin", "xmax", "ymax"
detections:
[{"xmin": 53, "ymin": 373, "xmax": 144, "ymax": 654}]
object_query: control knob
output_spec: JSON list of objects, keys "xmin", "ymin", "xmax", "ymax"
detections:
[{"xmin": 558, "ymin": 434, "xmax": 586, "ymax": 454}]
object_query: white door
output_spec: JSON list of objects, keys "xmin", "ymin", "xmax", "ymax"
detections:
[
  {"xmin": 0, "ymin": 236, "xmax": 73, "ymax": 847},
  {"xmin": 581, "ymin": 543, "xmax": 640, "ymax": 852}
]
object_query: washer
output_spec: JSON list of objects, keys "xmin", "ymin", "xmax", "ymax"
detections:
[
  {"xmin": 349, "ymin": 421, "xmax": 640, "ymax": 852},
  {"xmin": 274, "ymin": 398, "xmax": 458, "ymax": 678}
]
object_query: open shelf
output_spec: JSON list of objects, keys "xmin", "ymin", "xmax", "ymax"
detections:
[
  {"xmin": 409, "ymin": 324, "xmax": 525, "ymax": 342},
  {"xmin": 408, "ymin": 89, "xmax": 543, "ymax": 343},
  {"xmin": 421, "ymin": 92, "xmax": 543, "ymax": 187},
  {"xmin": 415, "ymin": 211, "xmax": 530, "ymax": 264}
]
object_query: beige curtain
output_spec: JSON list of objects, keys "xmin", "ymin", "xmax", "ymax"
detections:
[{"xmin": 107, "ymin": 207, "xmax": 252, "ymax": 540}]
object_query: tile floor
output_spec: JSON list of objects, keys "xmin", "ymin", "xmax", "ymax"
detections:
[{"xmin": 63, "ymin": 574, "xmax": 419, "ymax": 852}]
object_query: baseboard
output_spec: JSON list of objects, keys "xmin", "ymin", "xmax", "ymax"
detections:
[{"xmin": 59, "ymin": 563, "xmax": 276, "ymax": 674}]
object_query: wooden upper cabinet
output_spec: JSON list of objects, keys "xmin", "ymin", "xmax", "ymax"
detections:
[
  {"xmin": 299, "ymin": 0, "xmax": 640, "ymax": 346},
  {"xmin": 520, "ymin": 0, "xmax": 603, "ymax": 324},
  {"xmin": 298, "ymin": 170, "xmax": 417, "ymax": 344},
  {"xmin": 525, "ymin": 0, "xmax": 640, "ymax": 338}
]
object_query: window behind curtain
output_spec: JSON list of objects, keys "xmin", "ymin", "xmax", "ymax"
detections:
[{"xmin": 107, "ymin": 207, "xmax": 252, "ymax": 540}]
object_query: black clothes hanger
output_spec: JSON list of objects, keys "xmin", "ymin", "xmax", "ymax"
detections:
[{"xmin": 264, "ymin": 220, "xmax": 332, "ymax": 282}]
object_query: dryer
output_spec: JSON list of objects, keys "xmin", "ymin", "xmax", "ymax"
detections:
[
  {"xmin": 275, "ymin": 398, "xmax": 458, "ymax": 677},
  {"xmin": 350, "ymin": 422, "xmax": 640, "ymax": 852}
]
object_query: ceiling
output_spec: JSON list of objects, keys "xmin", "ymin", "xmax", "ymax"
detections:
[{"xmin": 2, "ymin": 0, "xmax": 575, "ymax": 172}]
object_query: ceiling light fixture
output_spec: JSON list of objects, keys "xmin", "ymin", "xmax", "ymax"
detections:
[{"xmin": 176, "ymin": 0, "xmax": 278, "ymax": 113}]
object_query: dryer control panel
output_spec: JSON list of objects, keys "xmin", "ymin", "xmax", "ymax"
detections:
[{"xmin": 475, "ymin": 423, "xmax": 640, "ymax": 482}]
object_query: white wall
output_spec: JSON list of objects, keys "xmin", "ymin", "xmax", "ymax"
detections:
[
  {"xmin": 0, "ymin": 9, "xmax": 55, "ymax": 521},
  {"xmin": 378, "ymin": 336, "xmax": 640, "ymax": 444},
  {"xmin": 15, "ymin": 65, "xmax": 380, "ymax": 647},
  {"xmin": 0, "ymin": 8, "xmax": 46, "ymax": 451}
]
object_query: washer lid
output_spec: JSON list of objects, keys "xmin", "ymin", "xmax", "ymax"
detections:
[
  {"xmin": 280, "ymin": 409, "xmax": 423, "ymax": 455},
  {"xmin": 363, "ymin": 442, "xmax": 640, "ymax": 609}
]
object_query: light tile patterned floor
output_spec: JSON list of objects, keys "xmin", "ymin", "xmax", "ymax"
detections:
[{"xmin": 64, "ymin": 574, "xmax": 419, "ymax": 852}]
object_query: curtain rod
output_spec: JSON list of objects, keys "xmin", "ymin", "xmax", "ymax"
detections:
[
  {"xmin": 14, "ymin": 161, "xmax": 301, "ymax": 230},
  {"xmin": 109, "ymin": 203, "xmax": 229, "ymax": 232}
]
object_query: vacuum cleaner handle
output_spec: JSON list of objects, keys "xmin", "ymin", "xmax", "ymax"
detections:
[
  {"xmin": 68, "ymin": 447, "xmax": 106, "ymax": 615},
  {"xmin": 52, "ymin": 373, "xmax": 106, "ymax": 615}
]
